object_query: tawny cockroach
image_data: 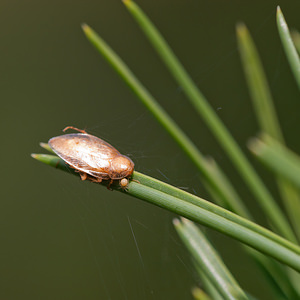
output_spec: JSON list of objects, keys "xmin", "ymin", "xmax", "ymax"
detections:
[{"xmin": 48, "ymin": 126, "xmax": 134, "ymax": 189}]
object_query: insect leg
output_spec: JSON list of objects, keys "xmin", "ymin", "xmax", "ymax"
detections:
[
  {"xmin": 79, "ymin": 172, "xmax": 88, "ymax": 181},
  {"xmin": 131, "ymin": 179, "xmax": 140, "ymax": 184},
  {"xmin": 90, "ymin": 177, "xmax": 102, "ymax": 183},
  {"xmin": 107, "ymin": 179, "xmax": 114, "ymax": 190},
  {"xmin": 63, "ymin": 126, "xmax": 87, "ymax": 134}
]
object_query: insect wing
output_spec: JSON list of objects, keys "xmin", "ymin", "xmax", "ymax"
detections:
[{"xmin": 48, "ymin": 133, "xmax": 120, "ymax": 178}]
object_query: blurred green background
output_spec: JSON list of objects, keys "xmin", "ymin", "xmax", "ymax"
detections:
[{"xmin": 1, "ymin": 0, "xmax": 300, "ymax": 299}]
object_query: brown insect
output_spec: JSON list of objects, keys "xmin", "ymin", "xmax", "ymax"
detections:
[{"xmin": 48, "ymin": 126, "xmax": 134, "ymax": 189}]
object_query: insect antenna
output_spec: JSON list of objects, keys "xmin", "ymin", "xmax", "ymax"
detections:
[{"xmin": 63, "ymin": 126, "xmax": 88, "ymax": 134}]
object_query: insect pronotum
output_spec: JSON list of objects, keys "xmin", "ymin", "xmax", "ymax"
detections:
[{"xmin": 48, "ymin": 126, "xmax": 134, "ymax": 189}]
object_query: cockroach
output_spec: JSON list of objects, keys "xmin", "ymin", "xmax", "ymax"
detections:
[{"xmin": 48, "ymin": 126, "xmax": 134, "ymax": 189}]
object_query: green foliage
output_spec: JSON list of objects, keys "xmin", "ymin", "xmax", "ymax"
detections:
[
  {"xmin": 32, "ymin": 2, "xmax": 300, "ymax": 299},
  {"xmin": 277, "ymin": 7, "xmax": 300, "ymax": 92}
]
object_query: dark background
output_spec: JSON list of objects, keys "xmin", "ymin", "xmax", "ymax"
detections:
[{"xmin": 1, "ymin": 0, "xmax": 300, "ymax": 299}]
